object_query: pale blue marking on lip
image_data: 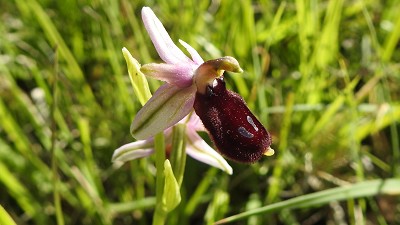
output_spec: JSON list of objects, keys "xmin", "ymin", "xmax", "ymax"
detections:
[
  {"xmin": 238, "ymin": 127, "xmax": 254, "ymax": 139},
  {"xmin": 247, "ymin": 116, "xmax": 258, "ymax": 131}
]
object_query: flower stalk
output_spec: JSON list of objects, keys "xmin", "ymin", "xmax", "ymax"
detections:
[
  {"xmin": 152, "ymin": 132, "xmax": 183, "ymax": 225},
  {"xmin": 169, "ymin": 124, "xmax": 187, "ymax": 186},
  {"xmin": 153, "ymin": 133, "xmax": 166, "ymax": 225}
]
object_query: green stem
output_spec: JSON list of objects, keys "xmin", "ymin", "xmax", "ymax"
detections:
[{"xmin": 153, "ymin": 133, "xmax": 166, "ymax": 225}]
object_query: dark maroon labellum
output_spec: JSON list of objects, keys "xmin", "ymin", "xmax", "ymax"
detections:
[{"xmin": 194, "ymin": 77, "xmax": 272, "ymax": 163}]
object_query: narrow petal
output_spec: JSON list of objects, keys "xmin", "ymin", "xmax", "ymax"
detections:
[
  {"xmin": 141, "ymin": 63, "xmax": 194, "ymax": 87},
  {"xmin": 179, "ymin": 39, "xmax": 204, "ymax": 65},
  {"xmin": 186, "ymin": 112, "xmax": 205, "ymax": 132},
  {"xmin": 186, "ymin": 129, "xmax": 233, "ymax": 175},
  {"xmin": 141, "ymin": 7, "xmax": 192, "ymax": 65},
  {"xmin": 131, "ymin": 83, "xmax": 196, "ymax": 140},
  {"xmin": 112, "ymin": 140, "xmax": 154, "ymax": 163}
]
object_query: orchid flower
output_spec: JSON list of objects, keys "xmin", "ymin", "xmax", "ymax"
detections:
[{"xmin": 115, "ymin": 7, "xmax": 274, "ymax": 170}]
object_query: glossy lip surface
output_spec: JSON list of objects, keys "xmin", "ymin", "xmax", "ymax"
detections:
[{"xmin": 194, "ymin": 77, "xmax": 272, "ymax": 163}]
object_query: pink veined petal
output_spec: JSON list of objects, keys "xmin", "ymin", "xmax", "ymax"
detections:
[
  {"xmin": 179, "ymin": 39, "xmax": 204, "ymax": 65},
  {"xmin": 112, "ymin": 140, "xmax": 155, "ymax": 163},
  {"xmin": 176, "ymin": 114, "xmax": 192, "ymax": 125},
  {"xmin": 141, "ymin": 7, "xmax": 192, "ymax": 65},
  {"xmin": 187, "ymin": 112, "xmax": 205, "ymax": 131},
  {"xmin": 131, "ymin": 83, "xmax": 196, "ymax": 140},
  {"xmin": 141, "ymin": 63, "xmax": 194, "ymax": 88},
  {"xmin": 186, "ymin": 129, "xmax": 233, "ymax": 175}
]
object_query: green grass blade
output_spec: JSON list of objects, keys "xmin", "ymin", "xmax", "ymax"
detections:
[
  {"xmin": 381, "ymin": 3, "xmax": 400, "ymax": 61},
  {"xmin": 0, "ymin": 162, "xmax": 41, "ymax": 221},
  {"xmin": 19, "ymin": 0, "xmax": 97, "ymax": 106},
  {"xmin": 216, "ymin": 179, "xmax": 400, "ymax": 224},
  {"xmin": 0, "ymin": 204, "xmax": 17, "ymax": 225},
  {"xmin": 108, "ymin": 197, "xmax": 156, "ymax": 215}
]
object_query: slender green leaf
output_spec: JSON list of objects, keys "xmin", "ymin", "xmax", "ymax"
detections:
[{"xmin": 216, "ymin": 179, "xmax": 400, "ymax": 224}]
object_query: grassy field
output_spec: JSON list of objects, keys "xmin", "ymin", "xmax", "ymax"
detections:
[{"xmin": 1, "ymin": 0, "xmax": 400, "ymax": 224}]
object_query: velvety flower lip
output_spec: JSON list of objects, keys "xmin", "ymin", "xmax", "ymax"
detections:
[{"xmin": 193, "ymin": 77, "xmax": 274, "ymax": 163}]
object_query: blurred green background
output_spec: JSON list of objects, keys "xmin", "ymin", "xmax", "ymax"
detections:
[{"xmin": 1, "ymin": 0, "xmax": 399, "ymax": 224}]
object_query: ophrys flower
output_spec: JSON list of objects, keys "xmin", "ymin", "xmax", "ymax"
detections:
[{"xmin": 125, "ymin": 7, "xmax": 274, "ymax": 165}]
